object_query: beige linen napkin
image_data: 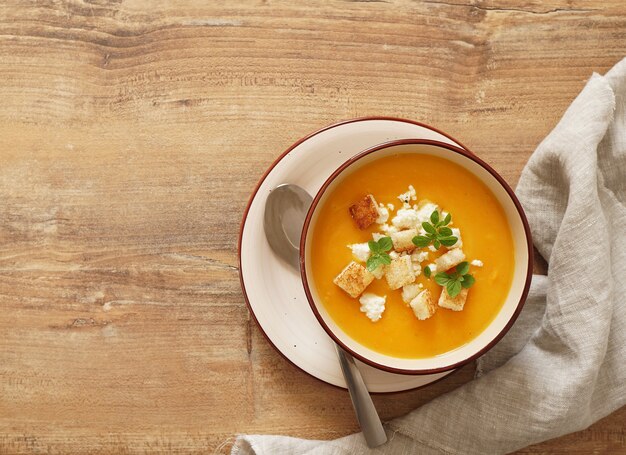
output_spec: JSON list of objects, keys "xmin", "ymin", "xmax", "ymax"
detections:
[{"xmin": 232, "ymin": 57, "xmax": 626, "ymax": 455}]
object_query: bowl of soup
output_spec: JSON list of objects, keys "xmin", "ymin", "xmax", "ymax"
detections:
[{"xmin": 300, "ymin": 139, "xmax": 533, "ymax": 375}]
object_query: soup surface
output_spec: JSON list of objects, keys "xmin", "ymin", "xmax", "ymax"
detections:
[{"xmin": 310, "ymin": 153, "xmax": 515, "ymax": 358}]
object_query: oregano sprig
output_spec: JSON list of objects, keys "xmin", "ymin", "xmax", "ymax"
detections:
[
  {"xmin": 434, "ymin": 261, "xmax": 475, "ymax": 298},
  {"xmin": 412, "ymin": 210, "xmax": 457, "ymax": 250},
  {"xmin": 366, "ymin": 236, "xmax": 393, "ymax": 272}
]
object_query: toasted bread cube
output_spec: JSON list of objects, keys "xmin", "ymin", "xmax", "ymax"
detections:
[
  {"xmin": 435, "ymin": 248, "xmax": 466, "ymax": 272},
  {"xmin": 349, "ymin": 194, "xmax": 379, "ymax": 230},
  {"xmin": 391, "ymin": 229, "xmax": 417, "ymax": 253},
  {"xmin": 385, "ymin": 255, "xmax": 414, "ymax": 290},
  {"xmin": 401, "ymin": 283, "xmax": 421, "ymax": 304},
  {"xmin": 410, "ymin": 290, "xmax": 437, "ymax": 320},
  {"xmin": 438, "ymin": 287, "xmax": 469, "ymax": 311},
  {"xmin": 333, "ymin": 261, "xmax": 374, "ymax": 298}
]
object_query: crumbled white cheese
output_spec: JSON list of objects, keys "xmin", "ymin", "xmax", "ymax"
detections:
[
  {"xmin": 428, "ymin": 245, "xmax": 438, "ymax": 252},
  {"xmin": 386, "ymin": 203, "xmax": 395, "ymax": 211},
  {"xmin": 416, "ymin": 202, "xmax": 439, "ymax": 224},
  {"xmin": 418, "ymin": 283, "xmax": 424, "ymax": 289},
  {"xmin": 411, "ymin": 251, "xmax": 429, "ymax": 263},
  {"xmin": 359, "ymin": 293, "xmax": 386, "ymax": 322},
  {"xmin": 426, "ymin": 263, "xmax": 437, "ymax": 274},
  {"xmin": 372, "ymin": 232, "xmax": 385, "ymax": 242},
  {"xmin": 380, "ymin": 223, "xmax": 398, "ymax": 234},
  {"xmin": 397, "ymin": 185, "xmax": 417, "ymax": 204},
  {"xmin": 451, "ymin": 227, "xmax": 463, "ymax": 248},
  {"xmin": 401, "ymin": 283, "xmax": 421, "ymax": 304},
  {"xmin": 348, "ymin": 243, "xmax": 370, "ymax": 262},
  {"xmin": 412, "ymin": 263, "xmax": 421, "ymax": 277},
  {"xmin": 376, "ymin": 204, "xmax": 389, "ymax": 224},
  {"xmin": 471, "ymin": 259, "xmax": 484, "ymax": 267},
  {"xmin": 389, "ymin": 251, "xmax": 399, "ymax": 260},
  {"xmin": 391, "ymin": 208, "xmax": 419, "ymax": 229}
]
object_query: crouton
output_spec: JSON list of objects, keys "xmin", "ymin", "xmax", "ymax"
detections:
[
  {"xmin": 410, "ymin": 290, "xmax": 437, "ymax": 320},
  {"xmin": 391, "ymin": 229, "xmax": 417, "ymax": 253},
  {"xmin": 438, "ymin": 287, "xmax": 469, "ymax": 311},
  {"xmin": 333, "ymin": 261, "xmax": 374, "ymax": 298},
  {"xmin": 401, "ymin": 283, "xmax": 421, "ymax": 304},
  {"xmin": 435, "ymin": 248, "xmax": 466, "ymax": 272},
  {"xmin": 349, "ymin": 194, "xmax": 379, "ymax": 230},
  {"xmin": 385, "ymin": 255, "xmax": 414, "ymax": 290}
]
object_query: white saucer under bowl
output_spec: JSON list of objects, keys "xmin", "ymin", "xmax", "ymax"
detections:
[{"xmin": 239, "ymin": 117, "xmax": 469, "ymax": 393}]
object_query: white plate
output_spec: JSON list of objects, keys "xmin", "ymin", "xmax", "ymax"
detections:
[{"xmin": 239, "ymin": 118, "xmax": 467, "ymax": 392}]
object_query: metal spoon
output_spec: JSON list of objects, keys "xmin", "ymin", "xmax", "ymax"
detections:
[{"xmin": 264, "ymin": 183, "xmax": 387, "ymax": 448}]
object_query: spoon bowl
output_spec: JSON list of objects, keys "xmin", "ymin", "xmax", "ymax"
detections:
[{"xmin": 264, "ymin": 183, "xmax": 387, "ymax": 448}]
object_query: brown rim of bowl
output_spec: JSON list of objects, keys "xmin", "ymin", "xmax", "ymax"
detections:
[
  {"xmin": 299, "ymin": 138, "xmax": 534, "ymax": 376},
  {"xmin": 238, "ymin": 117, "xmax": 469, "ymax": 393}
]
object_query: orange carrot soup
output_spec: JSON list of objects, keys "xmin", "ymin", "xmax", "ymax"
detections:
[{"xmin": 310, "ymin": 153, "xmax": 515, "ymax": 358}]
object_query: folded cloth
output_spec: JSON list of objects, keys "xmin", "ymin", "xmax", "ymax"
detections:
[{"xmin": 232, "ymin": 57, "xmax": 626, "ymax": 455}]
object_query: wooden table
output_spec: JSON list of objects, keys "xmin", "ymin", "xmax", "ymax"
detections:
[{"xmin": 1, "ymin": 1, "xmax": 624, "ymax": 453}]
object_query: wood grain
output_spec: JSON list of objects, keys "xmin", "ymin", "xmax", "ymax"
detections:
[{"xmin": 0, "ymin": 1, "xmax": 624, "ymax": 453}]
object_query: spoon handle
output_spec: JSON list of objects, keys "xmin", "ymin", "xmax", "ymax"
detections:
[{"xmin": 335, "ymin": 344, "xmax": 388, "ymax": 448}]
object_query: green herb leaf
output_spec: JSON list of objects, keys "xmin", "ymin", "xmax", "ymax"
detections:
[
  {"xmin": 379, "ymin": 253, "xmax": 392, "ymax": 265},
  {"xmin": 422, "ymin": 222, "xmax": 436, "ymax": 235},
  {"xmin": 447, "ymin": 280, "xmax": 462, "ymax": 298},
  {"xmin": 461, "ymin": 274, "xmax": 475, "ymax": 288},
  {"xmin": 439, "ymin": 236, "xmax": 458, "ymax": 247},
  {"xmin": 430, "ymin": 210, "xmax": 439, "ymax": 225},
  {"xmin": 378, "ymin": 236, "xmax": 393, "ymax": 252},
  {"xmin": 412, "ymin": 236, "xmax": 431, "ymax": 247},
  {"xmin": 439, "ymin": 226, "xmax": 453, "ymax": 236},
  {"xmin": 424, "ymin": 266, "xmax": 431, "ymax": 278},
  {"xmin": 443, "ymin": 212, "xmax": 451, "ymax": 225},
  {"xmin": 433, "ymin": 239, "xmax": 441, "ymax": 249},
  {"xmin": 366, "ymin": 238, "xmax": 393, "ymax": 272},
  {"xmin": 366, "ymin": 256, "xmax": 380, "ymax": 272},
  {"xmin": 368, "ymin": 240, "xmax": 380, "ymax": 253},
  {"xmin": 456, "ymin": 261, "xmax": 470, "ymax": 276},
  {"xmin": 434, "ymin": 273, "xmax": 450, "ymax": 286}
]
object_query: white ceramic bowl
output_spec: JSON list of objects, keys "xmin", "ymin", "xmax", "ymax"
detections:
[{"xmin": 300, "ymin": 139, "xmax": 533, "ymax": 375}]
